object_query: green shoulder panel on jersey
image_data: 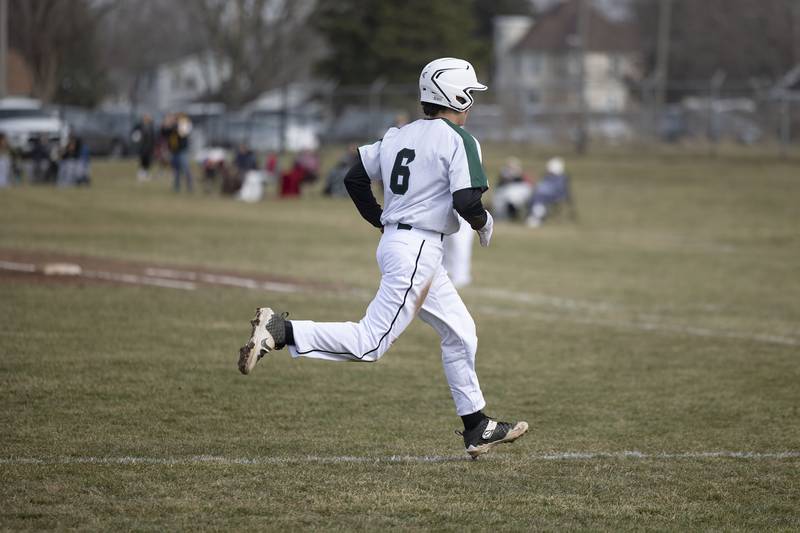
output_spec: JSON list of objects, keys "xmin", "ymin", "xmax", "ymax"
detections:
[{"xmin": 441, "ymin": 118, "xmax": 489, "ymax": 190}]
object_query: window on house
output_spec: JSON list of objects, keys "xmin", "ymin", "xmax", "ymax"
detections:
[
  {"xmin": 609, "ymin": 56, "xmax": 622, "ymax": 77},
  {"xmin": 528, "ymin": 54, "xmax": 542, "ymax": 75},
  {"xmin": 567, "ymin": 54, "xmax": 581, "ymax": 76}
]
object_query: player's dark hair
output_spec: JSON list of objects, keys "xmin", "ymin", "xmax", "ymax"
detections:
[{"xmin": 421, "ymin": 102, "xmax": 450, "ymax": 117}]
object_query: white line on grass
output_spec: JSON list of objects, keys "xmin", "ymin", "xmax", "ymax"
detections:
[
  {"xmin": 0, "ymin": 260, "xmax": 37, "ymax": 272},
  {"xmin": 4, "ymin": 260, "xmax": 795, "ymax": 347},
  {"xmin": 477, "ymin": 305, "xmax": 800, "ymax": 347},
  {"xmin": 144, "ymin": 268, "xmax": 301, "ymax": 293},
  {"xmin": 0, "ymin": 262, "xmax": 198, "ymax": 290},
  {"xmin": 82, "ymin": 270, "xmax": 197, "ymax": 291},
  {"xmin": 473, "ymin": 287, "xmax": 618, "ymax": 313},
  {"xmin": 1, "ymin": 451, "xmax": 798, "ymax": 466}
]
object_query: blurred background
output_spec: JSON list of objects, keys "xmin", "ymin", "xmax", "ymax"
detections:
[
  {"xmin": 1, "ymin": 0, "xmax": 799, "ymax": 197},
  {"xmin": 2, "ymin": 0, "xmax": 799, "ymax": 165}
]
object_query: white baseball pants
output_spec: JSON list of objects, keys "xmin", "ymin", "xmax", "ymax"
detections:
[
  {"xmin": 288, "ymin": 224, "xmax": 486, "ymax": 416},
  {"xmin": 443, "ymin": 216, "xmax": 474, "ymax": 289}
]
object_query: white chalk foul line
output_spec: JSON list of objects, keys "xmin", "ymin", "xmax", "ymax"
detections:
[
  {"xmin": 3, "ymin": 260, "xmax": 796, "ymax": 348},
  {"xmin": 473, "ymin": 287, "xmax": 617, "ymax": 313},
  {"xmin": 477, "ymin": 305, "xmax": 800, "ymax": 348},
  {"xmin": 81, "ymin": 270, "xmax": 197, "ymax": 291},
  {"xmin": 1, "ymin": 451, "xmax": 798, "ymax": 466},
  {"xmin": 145, "ymin": 267, "xmax": 301, "ymax": 293},
  {"xmin": 0, "ymin": 260, "xmax": 37, "ymax": 272},
  {"xmin": 0, "ymin": 261, "xmax": 198, "ymax": 291}
]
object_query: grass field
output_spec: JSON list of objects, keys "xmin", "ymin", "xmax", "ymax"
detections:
[{"xmin": 1, "ymin": 148, "xmax": 799, "ymax": 530}]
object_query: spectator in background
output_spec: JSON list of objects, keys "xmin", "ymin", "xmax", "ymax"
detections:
[
  {"xmin": 233, "ymin": 143, "xmax": 260, "ymax": 201},
  {"xmin": 491, "ymin": 157, "xmax": 533, "ymax": 221},
  {"xmin": 28, "ymin": 134, "xmax": 55, "ymax": 183},
  {"xmin": 263, "ymin": 151, "xmax": 279, "ymax": 191},
  {"xmin": 164, "ymin": 113, "xmax": 194, "ymax": 192},
  {"xmin": 393, "ymin": 112, "xmax": 409, "ymax": 128},
  {"xmin": 526, "ymin": 157, "xmax": 575, "ymax": 228},
  {"xmin": 234, "ymin": 143, "xmax": 257, "ymax": 178},
  {"xmin": 323, "ymin": 144, "xmax": 358, "ymax": 197},
  {"xmin": 280, "ymin": 157, "xmax": 306, "ymax": 197},
  {"xmin": 201, "ymin": 147, "xmax": 229, "ymax": 194},
  {"xmin": 131, "ymin": 113, "xmax": 156, "ymax": 182},
  {"xmin": 0, "ymin": 134, "xmax": 10, "ymax": 188},
  {"xmin": 296, "ymin": 150, "xmax": 319, "ymax": 185},
  {"xmin": 154, "ymin": 116, "xmax": 171, "ymax": 180},
  {"xmin": 57, "ymin": 136, "xmax": 90, "ymax": 187}
]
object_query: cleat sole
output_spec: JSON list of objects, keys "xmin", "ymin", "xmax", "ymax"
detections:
[{"xmin": 237, "ymin": 307, "xmax": 276, "ymax": 375}]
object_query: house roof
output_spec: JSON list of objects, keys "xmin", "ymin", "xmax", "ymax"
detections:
[
  {"xmin": 512, "ymin": 0, "xmax": 640, "ymax": 54},
  {"xmin": 772, "ymin": 63, "xmax": 800, "ymax": 93}
]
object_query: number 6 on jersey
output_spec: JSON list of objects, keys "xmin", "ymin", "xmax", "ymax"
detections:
[{"xmin": 390, "ymin": 148, "xmax": 415, "ymax": 195}]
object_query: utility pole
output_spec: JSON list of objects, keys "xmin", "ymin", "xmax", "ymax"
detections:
[
  {"xmin": 653, "ymin": 0, "xmax": 673, "ymax": 133},
  {"xmin": 0, "ymin": 0, "xmax": 7, "ymax": 98},
  {"xmin": 575, "ymin": 0, "xmax": 590, "ymax": 155},
  {"xmin": 793, "ymin": 0, "xmax": 800, "ymax": 67}
]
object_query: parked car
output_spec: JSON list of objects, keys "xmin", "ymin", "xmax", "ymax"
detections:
[
  {"xmin": 60, "ymin": 107, "xmax": 134, "ymax": 157},
  {"xmin": 0, "ymin": 97, "xmax": 69, "ymax": 156},
  {"xmin": 203, "ymin": 112, "xmax": 319, "ymax": 152}
]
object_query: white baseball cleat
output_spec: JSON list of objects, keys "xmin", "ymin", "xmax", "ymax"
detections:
[
  {"xmin": 238, "ymin": 307, "xmax": 287, "ymax": 375},
  {"xmin": 457, "ymin": 418, "xmax": 529, "ymax": 459}
]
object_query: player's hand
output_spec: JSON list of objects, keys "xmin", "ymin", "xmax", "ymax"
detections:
[{"xmin": 477, "ymin": 211, "xmax": 494, "ymax": 247}]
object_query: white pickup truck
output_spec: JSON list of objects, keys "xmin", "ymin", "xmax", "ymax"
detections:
[{"xmin": 0, "ymin": 97, "xmax": 70, "ymax": 156}]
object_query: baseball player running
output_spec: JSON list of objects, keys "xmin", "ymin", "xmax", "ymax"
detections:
[{"xmin": 238, "ymin": 58, "xmax": 528, "ymax": 458}]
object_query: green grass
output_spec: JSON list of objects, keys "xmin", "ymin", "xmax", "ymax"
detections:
[{"xmin": 1, "ymin": 150, "xmax": 799, "ymax": 530}]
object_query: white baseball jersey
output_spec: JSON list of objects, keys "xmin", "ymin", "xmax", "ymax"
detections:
[{"xmin": 358, "ymin": 118, "xmax": 488, "ymax": 235}]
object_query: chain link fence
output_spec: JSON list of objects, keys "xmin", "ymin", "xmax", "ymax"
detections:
[{"xmin": 316, "ymin": 80, "xmax": 799, "ymax": 156}]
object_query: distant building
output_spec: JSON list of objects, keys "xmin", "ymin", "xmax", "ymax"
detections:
[
  {"xmin": 6, "ymin": 49, "xmax": 34, "ymax": 96},
  {"xmin": 104, "ymin": 51, "xmax": 231, "ymax": 112},
  {"xmin": 494, "ymin": 0, "xmax": 641, "ymax": 116},
  {"xmin": 771, "ymin": 64, "xmax": 800, "ymax": 101}
]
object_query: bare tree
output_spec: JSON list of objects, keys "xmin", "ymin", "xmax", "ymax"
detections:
[
  {"xmin": 9, "ymin": 0, "xmax": 111, "ymax": 102},
  {"xmin": 96, "ymin": 0, "xmax": 208, "ymax": 107},
  {"xmin": 192, "ymin": 0, "xmax": 320, "ymax": 106}
]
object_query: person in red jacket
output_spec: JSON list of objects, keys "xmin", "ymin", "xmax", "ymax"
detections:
[{"xmin": 280, "ymin": 159, "xmax": 305, "ymax": 197}]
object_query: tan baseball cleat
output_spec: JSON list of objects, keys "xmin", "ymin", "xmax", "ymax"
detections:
[{"xmin": 238, "ymin": 307, "xmax": 287, "ymax": 375}]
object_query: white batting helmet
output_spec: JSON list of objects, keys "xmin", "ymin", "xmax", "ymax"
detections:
[{"xmin": 419, "ymin": 58, "xmax": 487, "ymax": 112}]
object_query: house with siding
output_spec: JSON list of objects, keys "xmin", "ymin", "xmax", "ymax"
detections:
[{"xmin": 494, "ymin": 0, "xmax": 641, "ymax": 116}]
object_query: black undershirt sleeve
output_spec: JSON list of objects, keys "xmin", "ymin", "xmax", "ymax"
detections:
[
  {"xmin": 452, "ymin": 187, "xmax": 488, "ymax": 230},
  {"xmin": 344, "ymin": 153, "xmax": 383, "ymax": 228}
]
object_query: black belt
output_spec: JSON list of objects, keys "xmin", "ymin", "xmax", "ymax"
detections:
[{"xmin": 397, "ymin": 223, "xmax": 443, "ymax": 241}]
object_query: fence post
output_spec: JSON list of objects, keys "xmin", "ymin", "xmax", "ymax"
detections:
[
  {"xmin": 369, "ymin": 79, "xmax": 387, "ymax": 139},
  {"xmin": 780, "ymin": 96, "xmax": 791, "ymax": 159},
  {"xmin": 708, "ymin": 71, "xmax": 726, "ymax": 156}
]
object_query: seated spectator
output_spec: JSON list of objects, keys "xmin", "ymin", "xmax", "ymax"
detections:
[
  {"xmin": 526, "ymin": 157, "xmax": 575, "ymax": 228},
  {"xmin": 201, "ymin": 148, "xmax": 229, "ymax": 194},
  {"xmin": 28, "ymin": 134, "xmax": 56, "ymax": 183},
  {"xmin": 296, "ymin": 150, "xmax": 319, "ymax": 185},
  {"xmin": 264, "ymin": 151, "xmax": 279, "ymax": 188},
  {"xmin": 235, "ymin": 143, "xmax": 257, "ymax": 176},
  {"xmin": 57, "ymin": 136, "xmax": 90, "ymax": 187},
  {"xmin": 280, "ymin": 158, "xmax": 307, "ymax": 197},
  {"xmin": 0, "ymin": 134, "xmax": 10, "ymax": 188},
  {"xmin": 491, "ymin": 157, "xmax": 533, "ymax": 220}
]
